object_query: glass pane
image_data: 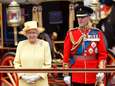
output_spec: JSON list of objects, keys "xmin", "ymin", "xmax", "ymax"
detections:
[{"xmin": 0, "ymin": 3, "xmax": 3, "ymax": 47}]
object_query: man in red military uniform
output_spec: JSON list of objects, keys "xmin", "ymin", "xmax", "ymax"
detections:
[{"xmin": 63, "ymin": 5, "xmax": 107, "ymax": 86}]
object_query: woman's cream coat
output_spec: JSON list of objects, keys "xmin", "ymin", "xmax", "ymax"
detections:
[{"xmin": 14, "ymin": 39, "xmax": 52, "ymax": 86}]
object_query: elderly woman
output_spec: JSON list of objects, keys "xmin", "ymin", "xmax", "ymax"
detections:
[{"xmin": 14, "ymin": 21, "xmax": 52, "ymax": 86}]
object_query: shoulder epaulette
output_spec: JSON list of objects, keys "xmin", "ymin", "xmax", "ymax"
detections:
[
  {"xmin": 69, "ymin": 27, "xmax": 78, "ymax": 31},
  {"xmin": 69, "ymin": 27, "xmax": 83, "ymax": 48},
  {"xmin": 91, "ymin": 27, "xmax": 101, "ymax": 31},
  {"xmin": 89, "ymin": 27, "xmax": 101, "ymax": 35}
]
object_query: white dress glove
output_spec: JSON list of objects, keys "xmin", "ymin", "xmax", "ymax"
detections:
[
  {"xmin": 64, "ymin": 76, "xmax": 71, "ymax": 85},
  {"xmin": 21, "ymin": 75, "xmax": 30, "ymax": 81},
  {"xmin": 28, "ymin": 75, "xmax": 41, "ymax": 82},
  {"xmin": 21, "ymin": 75, "xmax": 41, "ymax": 84},
  {"xmin": 96, "ymin": 72, "xmax": 104, "ymax": 82}
]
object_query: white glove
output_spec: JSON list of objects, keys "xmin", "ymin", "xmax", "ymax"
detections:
[
  {"xmin": 64, "ymin": 76, "xmax": 71, "ymax": 85},
  {"xmin": 21, "ymin": 75, "xmax": 30, "ymax": 81},
  {"xmin": 21, "ymin": 75, "xmax": 41, "ymax": 84},
  {"xmin": 96, "ymin": 72, "xmax": 104, "ymax": 82},
  {"xmin": 28, "ymin": 75, "xmax": 41, "ymax": 82}
]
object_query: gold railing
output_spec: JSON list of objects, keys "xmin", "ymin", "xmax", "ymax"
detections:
[{"xmin": 0, "ymin": 66, "xmax": 114, "ymax": 73}]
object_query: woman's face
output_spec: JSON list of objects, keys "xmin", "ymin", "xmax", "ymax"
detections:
[
  {"xmin": 26, "ymin": 29, "xmax": 39, "ymax": 43},
  {"xmin": 77, "ymin": 16, "xmax": 90, "ymax": 27}
]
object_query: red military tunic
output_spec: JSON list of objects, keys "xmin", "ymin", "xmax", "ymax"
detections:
[{"xmin": 63, "ymin": 28, "xmax": 107, "ymax": 84}]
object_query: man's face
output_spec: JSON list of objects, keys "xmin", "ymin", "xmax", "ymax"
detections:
[{"xmin": 77, "ymin": 16, "xmax": 90, "ymax": 27}]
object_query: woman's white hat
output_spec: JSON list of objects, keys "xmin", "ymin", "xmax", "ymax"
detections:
[
  {"xmin": 23, "ymin": 21, "xmax": 39, "ymax": 32},
  {"xmin": 19, "ymin": 21, "xmax": 45, "ymax": 35}
]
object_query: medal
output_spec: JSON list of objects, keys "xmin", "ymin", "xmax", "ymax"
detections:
[
  {"xmin": 95, "ymin": 48, "xmax": 98, "ymax": 53},
  {"xmin": 91, "ymin": 42, "xmax": 96, "ymax": 48},
  {"xmin": 95, "ymin": 35, "xmax": 97, "ymax": 38},
  {"xmin": 88, "ymin": 48, "xmax": 93, "ymax": 54}
]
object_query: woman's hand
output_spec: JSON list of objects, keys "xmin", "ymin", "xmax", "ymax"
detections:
[
  {"xmin": 21, "ymin": 75, "xmax": 41, "ymax": 84},
  {"xmin": 21, "ymin": 75, "xmax": 30, "ymax": 81},
  {"xmin": 27, "ymin": 75, "xmax": 41, "ymax": 83}
]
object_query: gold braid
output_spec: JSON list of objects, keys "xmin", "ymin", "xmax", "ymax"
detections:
[
  {"xmin": 69, "ymin": 31, "xmax": 75, "ymax": 45},
  {"xmin": 69, "ymin": 31, "xmax": 84, "ymax": 51}
]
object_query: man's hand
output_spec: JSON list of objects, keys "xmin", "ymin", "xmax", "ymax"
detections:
[
  {"xmin": 98, "ymin": 60, "xmax": 106, "ymax": 69},
  {"xmin": 63, "ymin": 63, "xmax": 69, "ymax": 76},
  {"xmin": 96, "ymin": 72, "xmax": 104, "ymax": 82},
  {"xmin": 64, "ymin": 76, "xmax": 71, "ymax": 85}
]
